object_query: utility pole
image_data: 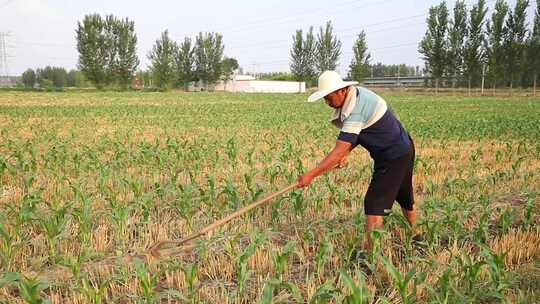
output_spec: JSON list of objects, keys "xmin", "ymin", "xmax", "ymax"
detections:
[
  {"xmin": 0, "ymin": 32, "xmax": 11, "ymax": 87},
  {"xmin": 481, "ymin": 63, "xmax": 486, "ymax": 96}
]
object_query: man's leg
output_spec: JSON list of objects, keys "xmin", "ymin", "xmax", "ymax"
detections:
[
  {"xmin": 401, "ymin": 207, "xmax": 417, "ymax": 232},
  {"xmin": 364, "ymin": 215, "xmax": 384, "ymax": 252}
]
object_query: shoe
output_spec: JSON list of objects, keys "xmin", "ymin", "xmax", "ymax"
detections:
[{"xmin": 412, "ymin": 234, "xmax": 424, "ymax": 244}]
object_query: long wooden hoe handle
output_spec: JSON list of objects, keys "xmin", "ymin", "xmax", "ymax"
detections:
[{"xmin": 149, "ymin": 182, "xmax": 299, "ymax": 255}]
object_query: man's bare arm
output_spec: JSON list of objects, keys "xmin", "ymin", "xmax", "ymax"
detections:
[{"xmin": 297, "ymin": 140, "xmax": 353, "ymax": 187}]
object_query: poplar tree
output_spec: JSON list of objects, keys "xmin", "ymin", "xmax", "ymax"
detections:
[
  {"xmin": 21, "ymin": 69, "xmax": 36, "ymax": 88},
  {"xmin": 290, "ymin": 27, "xmax": 317, "ymax": 85},
  {"xmin": 148, "ymin": 30, "xmax": 176, "ymax": 90},
  {"xmin": 486, "ymin": 0, "xmax": 509, "ymax": 89},
  {"xmin": 504, "ymin": 0, "xmax": 529, "ymax": 88},
  {"xmin": 463, "ymin": 0, "xmax": 488, "ymax": 88},
  {"xmin": 447, "ymin": 1, "xmax": 468, "ymax": 87},
  {"xmin": 419, "ymin": 2, "xmax": 449, "ymax": 88},
  {"xmin": 76, "ymin": 14, "xmax": 110, "ymax": 89},
  {"xmin": 348, "ymin": 31, "xmax": 371, "ymax": 81},
  {"xmin": 194, "ymin": 32, "xmax": 224, "ymax": 88},
  {"xmin": 76, "ymin": 14, "xmax": 139, "ymax": 89},
  {"xmin": 316, "ymin": 21, "xmax": 342, "ymax": 72},
  {"xmin": 174, "ymin": 37, "xmax": 195, "ymax": 89},
  {"xmin": 110, "ymin": 16, "xmax": 139, "ymax": 89},
  {"xmin": 530, "ymin": 0, "xmax": 540, "ymax": 94}
]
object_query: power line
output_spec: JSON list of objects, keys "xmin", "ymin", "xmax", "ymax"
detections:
[
  {"xmin": 222, "ymin": 0, "xmax": 393, "ymax": 35},
  {"xmin": 225, "ymin": 0, "xmax": 495, "ymax": 51},
  {"xmin": 0, "ymin": 32, "xmax": 10, "ymax": 77},
  {"xmin": 228, "ymin": 19, "xmax": 425, "ymax": 55}
]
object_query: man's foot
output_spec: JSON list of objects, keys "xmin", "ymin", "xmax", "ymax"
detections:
[
  {"xmin": 412, "ymin": 234, "xmax": 427, "ymax": 254},
  {"xmin": 412, "ymin": 234, "xmax": 424, "ymax": 244}
]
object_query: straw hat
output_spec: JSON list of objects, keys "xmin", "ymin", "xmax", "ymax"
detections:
[{"xmin": 307, "ymin": 70, "xmax": 358, "ymax": 102}]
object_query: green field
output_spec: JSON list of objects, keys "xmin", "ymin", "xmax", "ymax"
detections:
[{"xmin": 0, "ymin": 91, "xmax": 539, "ymax": 303}]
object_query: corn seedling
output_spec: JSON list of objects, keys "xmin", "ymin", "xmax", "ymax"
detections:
[{"xmin": 339, "ymin": 270, "xmax": 372, "ymax": 304}]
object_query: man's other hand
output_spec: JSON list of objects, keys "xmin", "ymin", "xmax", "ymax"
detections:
[
  {"xmin": 297, "ymin": 173, "xmax": 315, "ymax": 188},
  {"xmin": 337, "ymin": 156, "xmax": 348, "ymax": 168}
]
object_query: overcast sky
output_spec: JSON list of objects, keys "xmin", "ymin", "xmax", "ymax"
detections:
[{"xmin": 0, "ymin": 0, "xmax": 537, "ymax": 76}]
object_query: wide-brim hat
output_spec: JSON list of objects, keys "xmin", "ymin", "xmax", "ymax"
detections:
[{"xmin": 307, "ymin": 70, "xmax": 358, "ymax": 102}]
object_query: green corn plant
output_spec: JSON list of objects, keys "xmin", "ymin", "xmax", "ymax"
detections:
[
  {"xmin": 380, "ymin": 256, "xmax": 418, "ymax": 304},
  {"xmin": 204, "ymin": 173, "xmax": 217, "ymax": 203},
  {"xmin": 290, "ymin": 189, "xmax": 305, "ymax": 216},
  {"xmin": 495, "ymin": 149, "xmax": 503, "ymax": 162},
  {"xmin": 221, "ymin": 178, "xmax": 240, "ymax": 209},
  {"xmin": 175, "ymin": 182, "xmax": 198, "ymax": 228},
  {"xmin": 138, "ymin": 191, "xmax": 156, "ymax": 223},
  {"xmin": 425, "ymin": 180, "xmax": 437, "ymax": 196},
  {"xmin": 260, "ymin": 278, "xmax": 303, "ymax": 304},
  {"xmin": 429, "ymin": 266, "xmax": 453, "ymax": 304},
  {"xmin": 0, "ymin": 272, "xmax": 51, "ymax": 304},
  {"xmin": 480, "ymin": 245, "xmax": 509, "ymax": 299},
  {"xmin": 244, "ymin": 171, "xmax": 264, "ymax": 202},
  {"xmin": 134, "ymin": 258, "xmax": 160, "ymax": 303},
  {"xmin": 457, "ymin": 252, "xmax": 485, "ymax": 300},
  {"xmin": 272, "ymin": 241, "xmax": 296, "ymax": 280},
  {"xmin": 267, "ymin": 164, "xmax": 283, "ymax": 187},
  {"xmin": 418, "ymin": 215, "xmax": 440, "ymax": 247},
  {"xmin": 315, "ymin": 239, "xmax": 333, "ymax": 277},
  {"xmin": 61, "ymin": 254, "xmax": 89, "ymax": 282},
  {"xmin": 236, "ymin": 231, "xmax": 267, "ymax": 296},
  {"xmin": 260, "ymin": 278, "xmax": 284, "ymax": 304},
  {"xmin": 278, "ymin": 138, "xmax": 294, "ymax": 162},
  {"xmin": 246, "ymin": 147, "xmax": 256, "ymax": 166},
  {"xmin": 108, "ymin": 199, "xmax": 132, "ymax": 247},
  {"xmin": 474, "ymin": 211, "xmax": 490, "ymax": 243},
  {"xmin": 499, "ymin": 207, "xmax": 515, "ymax": 235},
  {"xmin": 71, "ymin": 187, "xmax": 94, "ymax": 245},
  {"xmin": 16, "ymin": 189, "xmax": 42, "ymax": 228},
  {"xmin": 182, "ymin": 263, "xmax": 199, "ymax": 301},
  {"xmin": 226, "ymin": 137, "xmax": 238, "ymax": 162},
  {"xmin": 76, "ymin": 276, "xmax": 110, "ymax": 304},
  {"xmin": 0, "ymin": 221, "xmax": 21, "ymax": 272},
  {"xmin": 38, "ymin": 200, "xmax": 71, "ymax": 263},
  {"xmin": 339, "ymin": 270, "xmax": 372, "ymax": 304},
  {"xmin": 368, "ymin": 229, "xmax": 385, "ymax": 261},
  {"xmin": 308, "ymin": 281, "xmax": 339, "ymax": 304},
  {"xmin": 522, "ymin": 197, "xmax": 536, "ymax": 230}
]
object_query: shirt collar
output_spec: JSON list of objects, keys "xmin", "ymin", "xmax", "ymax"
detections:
[{"xmin": 330, "ymin": 86, "xmax": 358, "ymax": 127}]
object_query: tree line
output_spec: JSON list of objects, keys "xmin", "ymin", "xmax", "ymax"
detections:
[
  {"xmin": 146, "ymin": 30, "xmax": 238, "ymax": 90},
  {"xmin": 289, "ymin": 21, "xmax": 415, "ymax": 86},
  {"xmin": 419, "ymin": 0, "xmax": 540, "ymax": 90},
  {"xmin": 19, "ymin": 14, "xmax": 240, "ymax": 91},
  {"xmin": 21, "ymin": 67, "xmax": 87, "ymax": 89}
]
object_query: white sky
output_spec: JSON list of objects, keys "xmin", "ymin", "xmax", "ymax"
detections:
[{"xmin": 0, "ymin": 0, "xmax": 537, "ymax": 76}]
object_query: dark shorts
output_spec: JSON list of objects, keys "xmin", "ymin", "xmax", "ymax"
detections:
[{"xmin": 364, "ymin": 137, "xmax": 415, "ymax": 216}]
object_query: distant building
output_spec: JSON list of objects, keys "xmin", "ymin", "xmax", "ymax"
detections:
[
  {"xmin": 188, "ymin": 75, "xmax": 306, "ymax": 93},
  {"xmin": 0, "ymin": 76, "xmax": 16, "ymax": 87},
  {"xmin": 361, "ymin": 76, "xmax": 425, "ymax": 87}
]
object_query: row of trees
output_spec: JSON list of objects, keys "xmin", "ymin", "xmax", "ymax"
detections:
[
  {"xmin": 75, "ymin": 13, "xmax": 239, "ymax": 90},
  {"xmin": 146, "ymin": 30, "xmax": 238, "ymax": 89},
  {"xmin": 419, "ymin": 0, "xmax": 540, "ymax": 89},
  {"xmin": 21, "ymin": 67, "xmax": 86, "ymax": 88},
  {"xmin": 370, "ymin": 63, "xmax": 421, "ymax": 78},
  {"xmin": 289, "ymin": 21, "xmax": 375, "ymax": 85},
  {"xmin": 76, "ymin": 14, "xmax": 139, "ymax": 89}
]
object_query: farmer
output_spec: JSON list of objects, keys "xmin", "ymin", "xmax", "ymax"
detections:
[{"xmin": 297, "ymin": 70, "xmax": 419, "ymax": 253}]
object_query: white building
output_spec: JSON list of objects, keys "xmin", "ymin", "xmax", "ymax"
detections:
[{"xmin": 188, "ymin": 75, "xmax": 306, "ymax": 93}]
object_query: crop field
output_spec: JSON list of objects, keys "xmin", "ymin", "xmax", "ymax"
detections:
[{"xmin": 0, "ymin": 90, "xmax": 539, "ymax": 303}]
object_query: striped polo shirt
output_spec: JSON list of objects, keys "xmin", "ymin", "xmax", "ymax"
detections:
[{"xmin": 333, "ymin": 86, "xmax": 412, "ymax": 162}]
